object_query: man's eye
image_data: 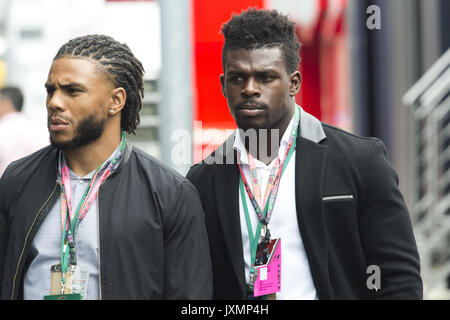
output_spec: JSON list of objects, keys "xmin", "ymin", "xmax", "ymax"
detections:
[
  {"xmin": 261, "ymin": 74, "xmax": 275, "ymax": 82},
  {"xmin": 67, "ymin": 88, "xmax": 81, "ymax": 95},
  {"xmin": 228, "ymin": 75, "xmax": 243, "ymax": 83}
]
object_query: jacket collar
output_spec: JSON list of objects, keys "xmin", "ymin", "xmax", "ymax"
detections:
[
  {"xmin": 110, "ymin": 140, "xmax": 132, "ymax": 177},
  {"xmin": 52, "ymin": 139, "xmax": 133, "ymax": 179}
]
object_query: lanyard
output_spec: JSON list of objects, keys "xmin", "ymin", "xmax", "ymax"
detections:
[
  {"xmin": 238, "ymin": 106, "xmax": 300, "ymax": 286},
  {"xmin": 238, "ymin": 105, "xmax": 300, "ymax": 226},
  {"xmin": 59, "ymin": 133, "xmax": 126, "ymax": 290}
]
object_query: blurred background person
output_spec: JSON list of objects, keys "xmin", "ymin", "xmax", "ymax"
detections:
[{"xmin": 0, "ymin": 86, "xmax": 48, "ymax": 176}]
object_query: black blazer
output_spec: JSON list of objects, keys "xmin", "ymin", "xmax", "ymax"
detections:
[{"xmin": 186, "ymin": 123, "xmax": 422, "ymax": 300}]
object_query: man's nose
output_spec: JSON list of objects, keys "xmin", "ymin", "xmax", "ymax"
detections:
[
  {"xmin": 47, "ymin": 91, "xmax": 66, "ymax": 112},
  {"xmin": 241, "ymin": 78, "xmax": 261, "ymax": 98}
]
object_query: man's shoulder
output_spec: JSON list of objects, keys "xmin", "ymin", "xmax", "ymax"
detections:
[
  {"xmin": 130, "ymin": 145, "xmax": 194, "ymax": 190},
  {"xmin": 128, "ymin": 145, "xmax": 204, "ymax": 218},
  {"xmin": 186, "ymin": 160, "xmax": 214, "ymax": 192},
  {"xmin": 187, "ymin": 158, "xmax": 215, "ymax": 177},
  {"xmin": 187, "ymin": 133, "xmax": 237, "ymax": 182},
  {"xmin": 320, "ymin": 123, "xmax": 392, "ymax": 179},
  {"xmin": 321, "ymin": 123, "xmax": 382, "ymax": 154},
  {"xmin": 1, "ymin": 145, "xmax": 56, "ymax": 184},
  {"xmin": 0, "ymin": 145, "xmax": 56, "ymax": 210},
  {"xmin": 322, "ymin": 123, "xmax": 379, "ymax": 143}
]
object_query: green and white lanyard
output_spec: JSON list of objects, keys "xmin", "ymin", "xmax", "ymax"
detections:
[{"xmin": 237, "ymin": 106, "xmax": 300, "ymax": 288}]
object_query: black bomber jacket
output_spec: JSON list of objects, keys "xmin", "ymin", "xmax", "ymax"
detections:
[{"xmin": 0, "ymin": 142, "xmax": 213, "ymax": 299}]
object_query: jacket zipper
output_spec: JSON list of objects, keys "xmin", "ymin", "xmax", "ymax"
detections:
[
  {"xmin": 97, "ymin": 188, "xmax": 102, "ymax": 300},
  {"xmin": 10, "ymin": 183, "xmax": 58, "ymax": 300}
]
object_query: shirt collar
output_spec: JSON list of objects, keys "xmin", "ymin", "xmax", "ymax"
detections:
[
  {"xmin": 57, "ymin": 139, "xmax": 123, "ymax": 181},
  {"xmin": 233, "ymin": 105, "xmax": 326, "ymax": 167}
]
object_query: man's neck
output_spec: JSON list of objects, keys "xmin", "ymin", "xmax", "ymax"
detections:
[
  {"xmin": 63, "ymin": 133, "xmax": 122, "ymax": 177},
  {"xmin": 244, "ymin": 105, "xmax": 295, "ymax": 165},
  {"xmin": 244, "ymin": 130, "xmax": 280, "ymax": 165}
]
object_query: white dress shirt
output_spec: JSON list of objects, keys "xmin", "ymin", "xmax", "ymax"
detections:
[{"xmin": 233, "ymin": 106, "xmax": 326, "ymax": 300}]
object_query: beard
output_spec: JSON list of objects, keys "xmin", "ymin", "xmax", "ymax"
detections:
[
  {"xmin": 236, "ymin": 117, "xmax": 271, "ymax": 133},
  {"xmin": 233, "ymin": 100, "xmax": 270, "ymax": 132},
  {"xmin": 49, "ymin": 112, "xmax": 106, "ymax": 150}
]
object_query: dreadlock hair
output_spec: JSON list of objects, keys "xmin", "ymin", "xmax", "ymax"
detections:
[
  {"xmin": 221, "ymin": 8, "xmax": 301, "ymax": 74},
  {"xmin": 54, "ymin": 34, "xmax": 145, "ymax": 135}
]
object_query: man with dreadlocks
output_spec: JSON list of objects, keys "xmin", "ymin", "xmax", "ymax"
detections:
[
  {"xmin": 187, "ymin": 8, "xmax": 422, "ymax": 299},
  {"xmin": 0, "ymin": 34, "xmax": 212, "ymax": 300}
]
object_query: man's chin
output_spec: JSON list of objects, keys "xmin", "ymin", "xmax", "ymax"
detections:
[
  {"xmin": 49, "ymin": 114, "xmax": 105, "ymax": 150},
  {"xmin": 49, "ymin": 135, "xmax": 98, "ymax": 150},
  {"xmin": 236, "ymin": 121, "xmax": 270, "ymax": 132},
  {"xmin": 50, "ymin": 137, "xmax": 77, "ymax": 150}
]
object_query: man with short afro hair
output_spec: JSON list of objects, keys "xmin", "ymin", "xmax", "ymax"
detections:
[{"xmin": 187, "ymin": 7, "xmax": 422, "ymax": 300}]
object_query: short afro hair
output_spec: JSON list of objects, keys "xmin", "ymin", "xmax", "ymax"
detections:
[
  {"xmin": 221, "ymin": 8, "xmax": 301, "ymax": 73},
  {"xmin": 54, "ymin": 34, "xmax": 145, "ymax": 135}
]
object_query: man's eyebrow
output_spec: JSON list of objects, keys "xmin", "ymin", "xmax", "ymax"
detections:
[
  {"xmin": 44, "ymin": 82, "xmax": 86, "ymax": 90},
  {"xmin": 44, "ymin": 82, "xmax": 55, "ymax": 89},
  {"xmin": 227, "ymin": 67, "xmax": 280, "ymax": 73},
  {"xmin": 60, "ymin": 82, "xmax": 86, "ymax": 90}
]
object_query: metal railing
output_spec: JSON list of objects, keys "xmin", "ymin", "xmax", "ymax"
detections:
[{"xmin": 403, "ymin": 48, "xmax": 450, "ymax": 299}]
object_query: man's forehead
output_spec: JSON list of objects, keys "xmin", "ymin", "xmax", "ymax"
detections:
[
  {"xmin": 46, "ymin": 56, "xmax": 109, "ymax": 84},
  {"xmin": 224, "ymin": 47, "xmax": 286, "ymax": 71}
]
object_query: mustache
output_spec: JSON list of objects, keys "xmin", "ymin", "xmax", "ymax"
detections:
[
  {"xmin": 47, "ymin": 112, "xmax": 75, "ymax": 125},
  {"xmin": 236, "ymin": 100, "xmax": 268, "ymax": 110}
]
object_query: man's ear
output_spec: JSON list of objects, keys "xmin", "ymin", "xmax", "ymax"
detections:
[
  {"xmin": 220, "ymin": 74, "xmax": 227, "ymax": 98},
  {"xmin": 108, "ymin": 87, "xmax": 126, "ymax": 115},
  {"xmin": 289, "ymin": 71, "xmax": 301, "ymax": 97}
]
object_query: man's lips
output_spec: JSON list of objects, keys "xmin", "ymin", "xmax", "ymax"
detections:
[
  {"xmin": 236, "ymin": 103, "xmax": 266, "ymax": 116},
  {"xmin": 50, "ymin": 117, "xmax": 68, "ymax": 125},
  {"xmin": 49, "ymin": 117, "xmax": 69, "ymax": 132}
]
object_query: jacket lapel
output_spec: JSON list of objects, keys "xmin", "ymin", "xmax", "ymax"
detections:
[
  {"xmin": 295, "ymin": 136, "xmax": 333, "ymax": 299},
  {"xmin": 212, "ymin": 148, "xmax": 247, "ymax": 298}
]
